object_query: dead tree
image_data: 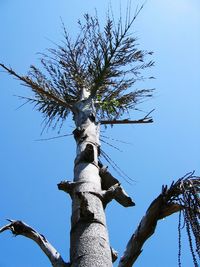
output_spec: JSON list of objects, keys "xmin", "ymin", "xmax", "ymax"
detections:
[{"xmin": 0, "ymin": 7, "xmax": 199, "ymax": 267}]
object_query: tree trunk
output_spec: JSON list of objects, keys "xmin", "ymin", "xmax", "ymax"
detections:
[{"xmin": 70, "ymin": 95, "xmax": 112, "ymax": 267}]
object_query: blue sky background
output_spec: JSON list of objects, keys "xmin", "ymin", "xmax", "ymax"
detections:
[{"xmin": 0, "ymin": 0, "xmax": 199, "ymax": 266}]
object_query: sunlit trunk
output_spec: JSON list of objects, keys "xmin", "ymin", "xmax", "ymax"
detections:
[{"xmin": 70, "ymin": 94, "xmax": 112, "ymax": 267}]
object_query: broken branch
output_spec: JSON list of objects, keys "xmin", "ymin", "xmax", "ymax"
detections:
[
  {"xmin": 100, "ymin": 117, "xmax": 153, "ymax": 125},
  {"xmin": 0, "ymin": 219, "xmax": 69, "ymax": 267},
  {"xmin": 102, "ymin": 183, "xmax": 135, "ymax": 207},
  {"xmin": 99, "ymin": 166, "xmax": 135, "ymax": 207}
]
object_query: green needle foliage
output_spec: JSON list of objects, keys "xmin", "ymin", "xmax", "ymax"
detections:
[{"xmin": 0, "ymin": 6, "xmax": 154, "ymax": 130}]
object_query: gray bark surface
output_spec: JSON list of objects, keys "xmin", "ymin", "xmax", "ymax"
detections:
[
  {"xmin": 69, "ymin": 95, "xmax": 113, "ymax": 267},
  {"xmin": 118, "ymin": 189, "xmax": 183, "ymax": 267},
  {"xmin": 0, "ymin": 220, "xmax": 68, "ymax": 267}
]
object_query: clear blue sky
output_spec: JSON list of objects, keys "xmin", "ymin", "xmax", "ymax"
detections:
[{"xmin": 0, "ymin": 1, "xmax": 199, "ymax": 266}]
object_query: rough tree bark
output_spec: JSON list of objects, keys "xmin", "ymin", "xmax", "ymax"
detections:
[
  {"xmin": 65, "ymin": 91, "xmax": 112, "ymax": 267},
  {"xmin": 58, "ymin": 89, "xmax": 134, "ymax": 266}
]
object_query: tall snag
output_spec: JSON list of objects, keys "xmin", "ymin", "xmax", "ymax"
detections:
[
  {"xmin": 1, "ymin": 6, "xmax": 198, "ymax": 267},
  {"xmin": 0, "ymin": 7, "xmax": 154, "ymax": 266}
]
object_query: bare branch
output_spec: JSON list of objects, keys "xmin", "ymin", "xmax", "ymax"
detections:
[
  {"xmin": 57, "ymin": 180, "xmax": 76, "ymax": 197},
  {"xmin": 102, "ymin": 183, "xmax": 135, "ymax": 207},
  {"xmin": 118, "ymin": 197, "xmax": 178, "ymax": 267},
  {"xmin": 118, "ymin": 174, "xmax": 200, "ymax": 267},
  {"xmin": 100, "ymin": 109, "xmax": 154, "ymax": 125},
  {"xmin": 100, "ymin": 117, "xmax": 153, "ymax": 125},
  {"xmin": 0, "ymin": 220, "xmax": 69, "ymax": 267}
]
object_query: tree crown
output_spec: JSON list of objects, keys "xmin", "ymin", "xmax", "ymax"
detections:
[{"xmin": 0, "ymin": 7, "xmax": 154, "ymax": 130}]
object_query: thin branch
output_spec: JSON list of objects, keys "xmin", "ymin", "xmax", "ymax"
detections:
[
  {"xmin": 0, "ymin": 219, "xmax": 69, "ymax": 267},
  {"xmin": 100, "ymin": 109, "xmax": 154, "ymax": 125},
  {"xmin": 100, "ymin": 117, "xmax": 153, "ymax": 125}
]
